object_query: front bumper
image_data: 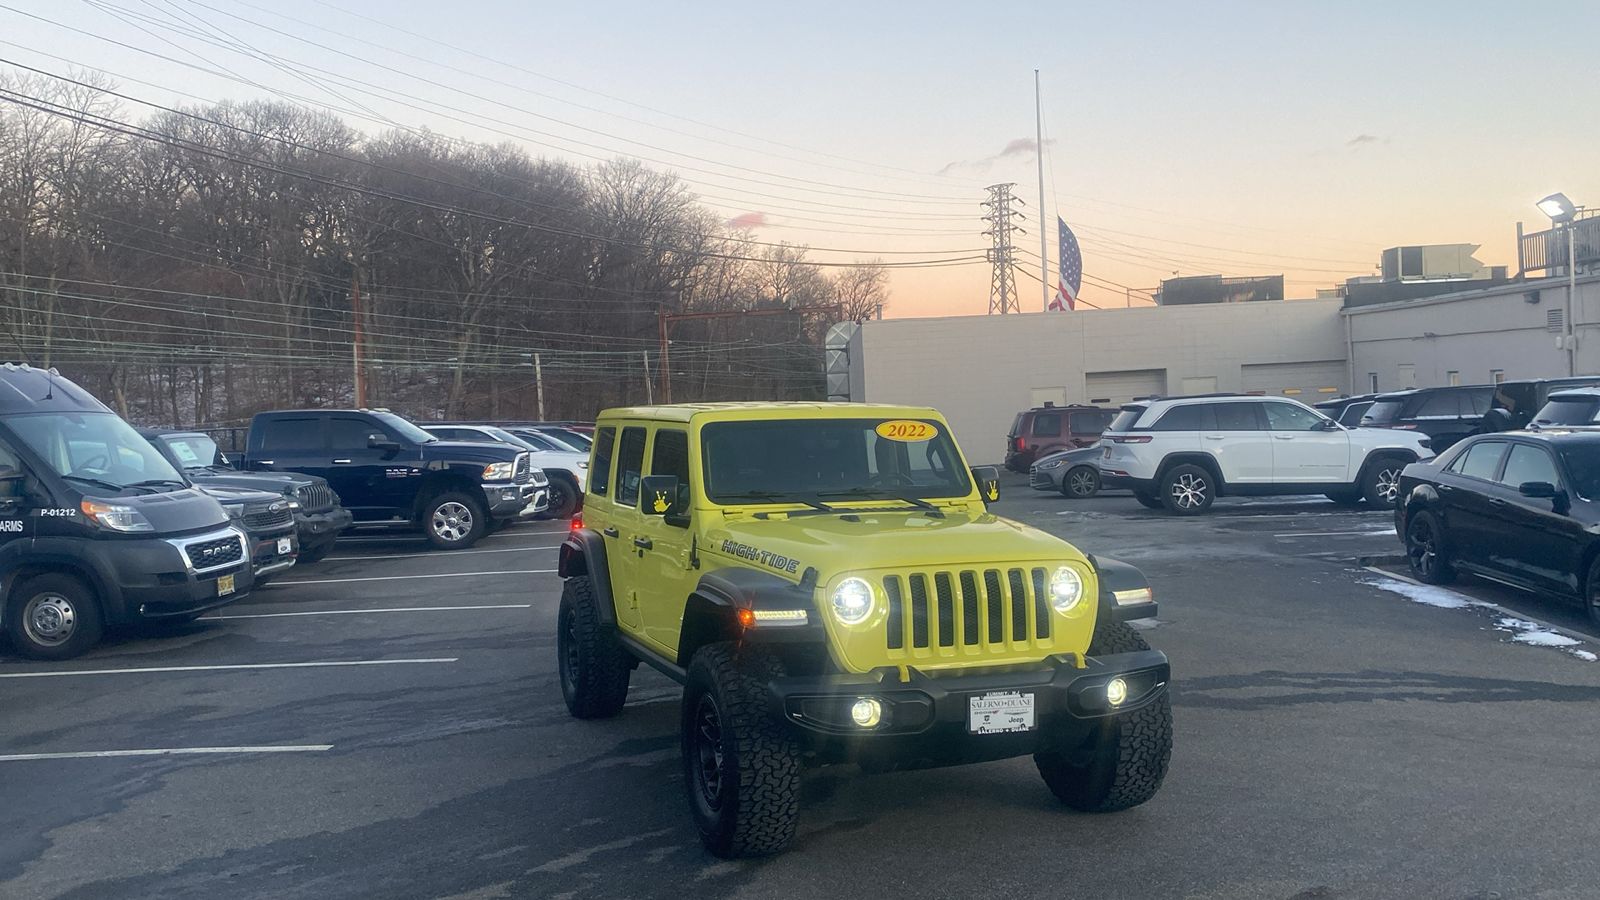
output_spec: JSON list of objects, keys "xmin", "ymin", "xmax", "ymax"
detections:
[
  {"xmin": 768, "ymin": 649, "xmax": 1170, "ymax": 769},
  {"xmin": 1030, "ymin": 467, "xmax": 1065, "ymax": 491},
  {"xmin": 520, "ymin": 485, "xmax": 550, "ymax": 517},
  {"xmin": 249, "ymin": 528, "xmax": 298, "ymax": 577},
  {"xmin": 295, "ymin": 506, "xmax": 353, "ymax": 541},
  {"xmin": 484, "ymin": 481, "xmax": 529, "ymax": 518}
]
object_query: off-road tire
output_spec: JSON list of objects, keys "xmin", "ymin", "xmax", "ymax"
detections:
[
  {"xmin": 1362, "ymin": 458, "xmax": 1406, "ymax": 508},
  {"xmin": 1160, "ymin": 463, "xmax": 1214, "ymax": 515},
  {"xmin": 1034, "ymin": 619, "xmax": 1172, "ymax": 813},
  {"xmin": 420, "ymin": 491, "xmax": 487, "ymax": 550},
  {"xmin": 557, "ymin": 576, "xmax": 631, "ymax": 718},
  {"xmin": 6, "ymin": 573, "xmax": 104, "ymax": 661},
  {"xmin": 1063, "ymin": 466, "xmax": 1101, "ymax": 499},
  {"xmin": 1404, "ymin": 509, "xmax": 1455, "ymax": 585},
  {"xmin": 682, "ymin": 643, "xmax": 801, "ymax": 858},
  {"xmin": 1132, "ymin": 490, "xmax": 1164, "ymax": 510},
  {"xmin": 544, "ymin": 474, "xmax": 580, "ymax": 520}
]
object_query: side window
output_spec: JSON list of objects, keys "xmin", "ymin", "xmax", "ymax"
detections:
[
  {"xmin": 1150, "ymin": 404, "xmax": 1203, "ymax": 431},
  {"xmin": 1415, "ymin": 392, "xmax": 1463, "ymax": 418},
  {"xmin": 1500, "ymin": 444, "xmax": 1560, "ymax": 489},
  {"xmin": 1071, "ymin": 411, "xmax": 1115, "ymax": 435},
  {"xmin": 649, "ymin": 429, "xmax": 690, "ymax": 482},
  {"xmin": 0, "ymin": 438, "xmax": 23, "ymax": 499},
  {"xmin": 328, "ymin": 418, "xmax": 383, "ymax": 450},
  {"xmin": 259, "ymin": 417, "xmax": 321, "ymax": 451},
  {"xmin": 1449, "ymin": 441, "xmax": 1506, "ymax": 481},
  {"xmin": 614, "ymin": 427, "xmax": 647, "ymax": 507},
  {"xmin": 1467, "ymin": 389, "xmax": 1493, "ymax": 416},
  {"xmin": 1263, "ymin": 402, "xmax": 1324, "ymax": 431},
  {"xmin": 589, "ymin": 427, "xmax": 616, "ymax": 497},
  {"xmin": 1339, "ymin": 403, "xmax": 1371, "ymax": 426},
  {"xmin": 1210, "ymin": 403, "xmax": 1264, "ymax": 431},
  {"xmin": 1031, "ymin": 414, "xmax": 1061, "ymax": 437}
]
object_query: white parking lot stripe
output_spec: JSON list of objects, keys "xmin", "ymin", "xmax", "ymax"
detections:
[
  {"xmin": 323, "ymin": 545, "xmax": 559, "ymax": 562},
  {"xmin": 278, "ymin": 569, "xmax": 555, "ymax": 586},
  {"xmin": 204, "ymin": 604, "xmax": 532, "ymax": 620},
  {"xmin": 0, "ymin": 745, "xmax": 333, "ymax": 762},
  {"xmin": 1274, "ymin": 529, "xmax": 1398, "ymax": 537},
  {"xmin": 0, "ymin": 658, "xmax": 458, "ymax": 679}
]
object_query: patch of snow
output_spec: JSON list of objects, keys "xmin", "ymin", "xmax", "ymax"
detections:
[
  {"xmin": 1362, "ymin": 578, "xmax": 1477, "ymax": 609},
  {"xmin": 1495, "ymin": 617, "xmax": 1581, "ymax": 647},
  {"xmin": 1573, "ymin": 650, "xmax": 1598, "ymax": 662}
]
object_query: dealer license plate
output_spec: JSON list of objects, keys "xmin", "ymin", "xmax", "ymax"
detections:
[
  {"xmin": 277, "ymin": 537, "xmax": 293, "ymax": 555},
  {"xmin": 216, "ymin": 574, "xmax": 235, "ymax": 597},
  {"xmin": 968, "ymin": 691, "xmax": 1036, "ymax": 735}
]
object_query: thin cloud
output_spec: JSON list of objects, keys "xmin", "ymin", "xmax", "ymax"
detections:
[
  {"xmin": 938, "ymin": 138, "xmax": 1055, "ymax": 176},
  {"xmin": 1348, "ymin": 134, "xmax": 1380, "ymax": 147},
  {"xmin": 727, "ymin": 212, "xmax": 767, "ymax": 230}
]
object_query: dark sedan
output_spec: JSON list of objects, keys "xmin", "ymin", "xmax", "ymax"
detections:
[{"xmin": 1395, "ymin": 430, "xmax": 1600, "ymax": 625}]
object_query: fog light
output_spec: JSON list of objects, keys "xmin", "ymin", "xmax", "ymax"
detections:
[
  {"xmin": 850, "ymin": 697, "xmax": 882, "ymax": 728},
  {"xmin": 1106, "ymin": 677, "xmax": 1128, "ymax": 707}
]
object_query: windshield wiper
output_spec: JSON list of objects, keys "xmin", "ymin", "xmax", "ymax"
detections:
[
  {"xmin": 62, "ymin": 474, "xmax": 133, "ymax": 493},
  {"xmin": 127, "ymin": 478, "xmax": 188, "ymax": 490},
  {"xmin": 715, "ymin": 490, "xmax": 833, "ymax": 512},
  {"xmin": 817, "ymin": 488, "xmax": 945, "ymax": 517}
]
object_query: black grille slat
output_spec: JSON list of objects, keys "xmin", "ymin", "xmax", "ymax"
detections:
[
  {"xmin": 295, "ymin": 484, "xmax": 337, "ymax": 513},
  {"xmin": 242, "ymin": 507, "xmax": 293, "ymax": 530},
  {"xmin": 1032, "ymin": 567, "xmax": 1051, "ymax": 639},
  {"xmin": 984, "ymin": 570, "xmax": 1004, "ymax": 643},
  {"xmin": 959, "ymin": 571, "xmax": 980, "ymax": 646},
  {"xmin": 1008, "ymin": 569, "xmax": 1029, "ymax": 642},
  {"xmin": 883, "ymin": 576, "xmax": 904, "ymax": 650},
  {"xmin": 909, "ymin": 574, "xmax": 930, "ymax": 648},
  {"xmin": 934, "ymin": 573, "xmax": 956, "ymax": 647}
]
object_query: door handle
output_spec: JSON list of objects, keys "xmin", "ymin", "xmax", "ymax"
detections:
[
  {"xmin": 633, "ymin": 537, "xmax": 653, "ymax": 551},
  {"xmin": 1489, "ymin": 498, "xmax": 1508, "ymax": 506},
  {"xmin": 1204, "ymin": 435, "xmax": 1224, "ymax": 440},
  {"xmin": 602, "ymin": 526, "xmax": 619, "ymax": 538},
  {"xmin": 1273, "ymin": 435, "xmax": 1294, "ymax": 440},
  {"xmin": 332, "ymin": 459, "xmax": 353, "ymax": 465}
]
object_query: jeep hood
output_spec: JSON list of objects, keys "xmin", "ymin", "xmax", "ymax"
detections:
[{"xmin": 705, "ymin": 509, "xmax": 1085, "ymax": 581}]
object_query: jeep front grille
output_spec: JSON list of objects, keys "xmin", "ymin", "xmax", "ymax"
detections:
[
  {"xmin": 881, "ymin": 567, "xmax": 1054, "ymax": 654},
  {"xmin": 295, "ymin": 484, "xmax": 337, "ymax": 513}
]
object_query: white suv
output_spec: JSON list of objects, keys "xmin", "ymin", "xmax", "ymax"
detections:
[{"xmin": 1098, "ymin": 395, "xmax": 1434, "ymax": 514}]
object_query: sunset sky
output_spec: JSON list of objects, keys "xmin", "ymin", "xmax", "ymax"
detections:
[{"xmin": 4, "ymin": 0, "xmax": 1597, "ymax": 316}]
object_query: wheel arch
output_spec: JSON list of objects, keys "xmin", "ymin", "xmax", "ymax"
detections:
[
  {"xmin": 676, "ymin": 567, "xmax": 827, "ymax": 669},
  {"xmin": 559, "ymin": 527, "xmax": 618, "ymax": 628},
  {"xmin": 1358, "ymin": 449, "xmax": 1419, "ymax": 486},
  {"xmin": 411, "ymin": 473, "xmax": 485, "ymax": 520},
  {"xmin": 1154, "ymin": 452, "xmax": 1225, "ymax": 493}
]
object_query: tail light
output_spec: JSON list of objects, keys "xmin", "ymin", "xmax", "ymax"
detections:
[
  {"xmin": 1111, "ymin": 435, "xmax": 1153, "ymax": 444},
  {"xmin": 570, "ymin": 512, "xmax": 583, "ymax": 531},
  {"xmin": 1015, "ymin": 437, "xmax": 1026, "ymax": 451}
]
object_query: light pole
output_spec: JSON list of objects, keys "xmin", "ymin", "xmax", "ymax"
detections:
[{"xmin": 1538, "ymin": 192, "xmax": 1582, "ymax": 376}]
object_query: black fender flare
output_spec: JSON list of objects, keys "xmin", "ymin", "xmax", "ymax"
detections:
[
  {"xmin": 1087, "ymin": 554, "xmax": 1158, "ymax": 623},
  {"xmin": 558, "ymin": 527, "xmax": 618, "ymax": 627},
  {"xmin": 677, "ymin": 567, "xmax": 826, "ymax": 668}
]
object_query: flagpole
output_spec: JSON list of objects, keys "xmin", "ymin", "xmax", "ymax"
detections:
[{"xmin": 1035, "ymin": 68, "xmax": 1048, "ymax": 312}]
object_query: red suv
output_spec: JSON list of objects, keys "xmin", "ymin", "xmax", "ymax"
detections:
[{"xmin": 1005, "ymin": 404, "xmax": 1115, "ymax": 472}]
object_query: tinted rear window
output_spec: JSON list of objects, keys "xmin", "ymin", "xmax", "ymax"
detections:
[
  {"xmin": 589, "ymin": 427, "xmax": 616, "ymax": 497},
  {"xmin": 1361, "ymin": 400, "xmax": 1406, "ymax": 425},
  {"xmin": 1339, "ymin": 402, "xmax": 1372, "ymax": 425},
  {"xmin": 1534, "ymin": 398, "xmax": 1600, "ymax": 426},
  {"xmin": 1108, "ymin": 406, "xmax": 1146, "ymax": 432},
  {"xmin": 1070, "ymin": 411, "xmax": 1115, "ymax": 434},
  {"xmin": 260, "ymin": 417, "xmax": 320, "ymax": 450},
  {"xmin": 1414, "ymin": 392, "xmax": 1462, "ymax": 417},
  {"xmin": 1150, "ymin": 405, "xmax": 1203, "ymax": 430}
]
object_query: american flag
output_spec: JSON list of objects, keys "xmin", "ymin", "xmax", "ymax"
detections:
[{"xmin": 1049, "ymin": 216, "xmax": 1082, "ymax": 312}]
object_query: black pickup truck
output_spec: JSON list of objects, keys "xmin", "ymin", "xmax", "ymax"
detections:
[
  {"xmin": 241, "ymin": 410, "xmax": 538, "ymax": 550},
  {"xmin": 140, "ymin": 429, "xmax": 353, "ymax": 564}
]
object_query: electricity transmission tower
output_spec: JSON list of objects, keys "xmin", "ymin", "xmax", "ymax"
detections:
[{"xmin": 982, "ymin": 183, "xmax": 1024, "ymax": 314}]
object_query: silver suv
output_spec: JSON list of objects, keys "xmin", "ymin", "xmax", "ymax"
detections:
[{"xmin": 1098, "ymin": 395, "xmax": 1434, "ymax": 514}]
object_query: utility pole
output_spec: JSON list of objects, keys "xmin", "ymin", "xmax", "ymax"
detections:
[
  {"xmin": 351, "ymin": 276, "xmax": 366, "ymax": 408},
  {"xmin": 983, "ymin": 183, "xmax": 1023, "ymax": 314},
  {"xmin": 534, "ymin": 352, "xmax": 546, "ymax": 420},
  {"xmin": 642, "ymin": 351, "xmax": 654, "ymax": 404},
  {"xmin": 1035, "ymin": 69, "xmax": 1048, "ymax": 312}
]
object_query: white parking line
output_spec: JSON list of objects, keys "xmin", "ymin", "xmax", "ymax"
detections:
[
  {"xmin": 204, "ymin": 604, "xmax": 532, "ymax": 620},
  {"xmin": 1274, "ymin": 529, "xmax": 1398, "ymax": 538},
  {"xmin": 337, "ymin": 529, "xmax": 569, "ymax": 543},
  {"xmin": 0, "ymin": 658, "xmax": 457, "ymax": 679},
  {"xmin": 0, "ymin": 745, "xmax": 333, "ymax": 762},
  {"xmin": 323, "ymin": 545, "xmax": 559, "ymax": 562},
  {"xmin": 277, "ymin": 569, "xmax": 556, "ymax": 586}
]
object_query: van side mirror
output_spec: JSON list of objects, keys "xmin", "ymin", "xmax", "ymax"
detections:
[
  {"xmin": 971, "ymin": 466, "xmax": 1000, "ymax": 504},
  {"xmin": 639, "ymin": 475, "xmax": 682, "ymax": 517}
]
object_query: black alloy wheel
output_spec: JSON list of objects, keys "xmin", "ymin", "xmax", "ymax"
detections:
[{"xmin": 1404, "ymin": 509, "xmax": 1455, "ymax": 584}]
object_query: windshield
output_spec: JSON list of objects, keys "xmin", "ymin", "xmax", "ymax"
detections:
[
  {"xmin": 162, "ymin": 434, "xmax": 220, "ymax": 468},
  {"xmin": 373, "ymin": 412, "xmax": 437, "ymax": 444},
  {"xmin": 1534, "ymin": 398, "xmax": 1600, "ymax": 426},
  {"xmin": 1360, "ymin": 399, "xmax": 1407, "ymax": 425},
  {"xmin": 9, "ymin": 413, "xmax": 186, "ymax": 493},
  {"xmin": 541, "ymin": 429, "xmax": 591, "ymax": 451},
  {"xmin": 1558, "ymin": 444, "xmax": 1600, "ymax": 499},
  {"xmin": 478, "ymin": 425, "xmax": 537, "ymax": 450},
  {"xmin": 701, "ymin": 418, "xmax": 972, "ymax": 504}
]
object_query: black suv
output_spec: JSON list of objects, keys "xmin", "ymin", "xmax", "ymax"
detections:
[
  {"xmin": 0, "ymin": 365, "xmax": 251, "ymax": 659},
  {"xmin": 141, "ymin": 429, "xmax": 353, "ymax": 564},
  {"xmin": 1363, "ymin": 378, "xmax": 1600, "ymax": 450},
  {"xmin": 1531, "ymin": 389, "xmax": 1600, "ymax": 429},
  {"xmin": 1314, "ymin": 393, "xmax": 1379, "ymax": 427},
  {"xmin": 242, "ymin": 409, "xmax": 536, "ymax": 550}
]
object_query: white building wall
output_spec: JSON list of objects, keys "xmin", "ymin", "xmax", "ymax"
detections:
[
  {"xmin": 1346, "ymin": 274, "xmax": 1600, "ymax": 392},
  {"xmin": 857, "ymin": 299, "xmax": 1347, "ymax": 464}
]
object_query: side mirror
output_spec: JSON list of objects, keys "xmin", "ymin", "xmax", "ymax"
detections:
[
  {"xmin": 971, "ymin": 466, "xmax": 1000, "ymax": 504},
  {"xmin": 1316, "ymin": 419, "xmax": 1341, "ymax": 431},
  {"xmin": 367, "ymin": 435, "xmax": 401, "ymax": 453},
  {"xmin": 639, "ymin": 474, "xmax": 682, "ymax": 517},
  {"xmin": 1519, "ymin": 481, "xmax": 1558, "ymax": 499}
]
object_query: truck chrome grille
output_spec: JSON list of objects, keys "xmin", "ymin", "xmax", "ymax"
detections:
[
  {"xmin": 183, "ymin": 535, "xmax": 244, "ymax": 571},
  {"xmin": 513, "ymin": 452, "xmax": 532, "ymax": 484},
  {"xmin": 881, "ymin": 566, "xmax": 1053, "ymax": 655}
]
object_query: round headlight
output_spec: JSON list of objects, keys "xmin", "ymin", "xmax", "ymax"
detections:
[
  {"xmin": 831, "ymin": 577, "xmax": 875, "ymax": 625},
  {"xmin": 1049, "ymin": 566, "xmax": 1084, "ymax": 613}
]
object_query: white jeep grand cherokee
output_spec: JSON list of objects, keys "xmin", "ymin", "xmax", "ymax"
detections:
[{"xmin": 1098, "ymin": 395, "xmax": 1435, "ymax": 515}]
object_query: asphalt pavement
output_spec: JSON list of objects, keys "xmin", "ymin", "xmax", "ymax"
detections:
[{"xmin": 5, "ymin": 479, "xmax": 1600, "ymax": 900}]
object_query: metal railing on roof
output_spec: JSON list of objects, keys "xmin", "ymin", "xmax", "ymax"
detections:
[{"xmin": 1521, "ymin": 211, "xmax": 1600, "ymax": 274}]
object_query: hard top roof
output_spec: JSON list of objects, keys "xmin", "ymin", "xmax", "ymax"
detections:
[
  {"xmin": 0, "ymin": 364, "xmax": 112, "ymax": 416},
  {"xmin": 595, "ymin": 401, "xmax": 942, "ymax": 424}
]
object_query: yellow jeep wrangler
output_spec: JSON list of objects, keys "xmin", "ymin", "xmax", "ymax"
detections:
[{"xmin": 556, "ymin": 403, "xmax": 1171, "ymax": 857}]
